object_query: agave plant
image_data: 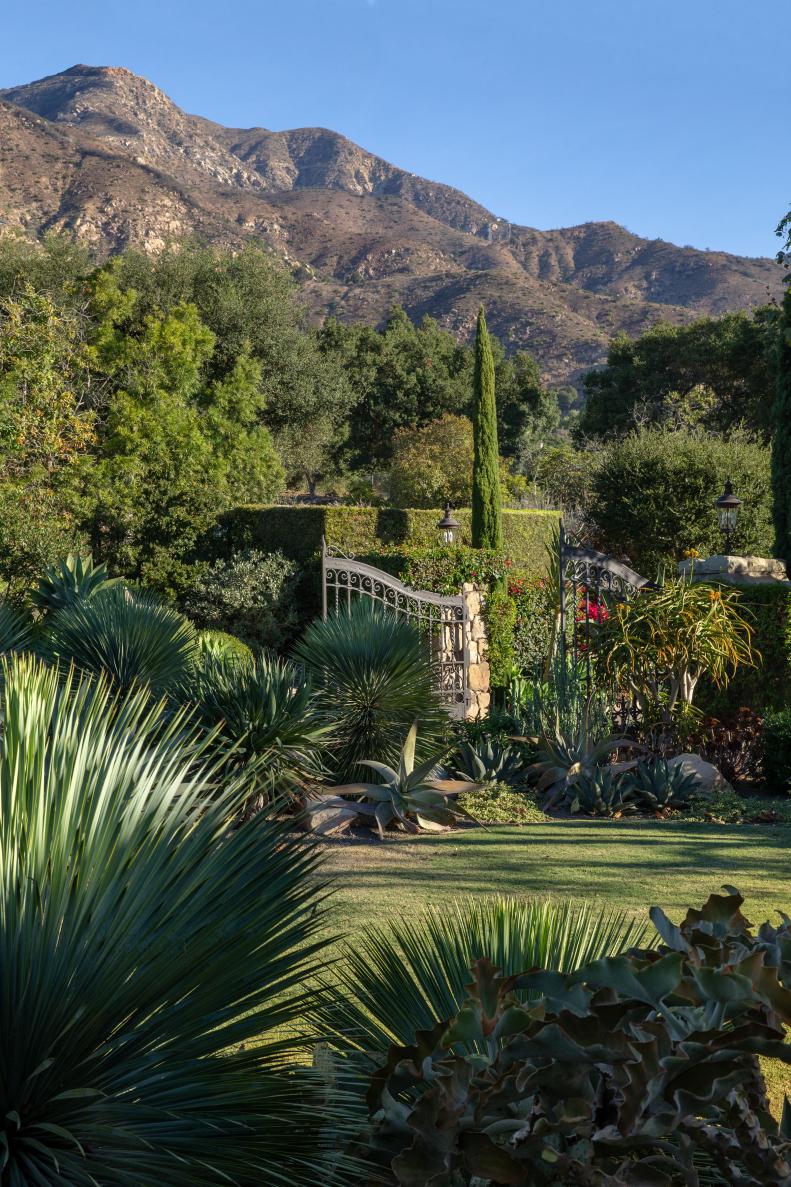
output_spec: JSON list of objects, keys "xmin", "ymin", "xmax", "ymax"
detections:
[
  {"xmin": 0, "ymin": 655, "xmax": 351, "ymax": 1185},
  {"xmin": 191, "ymin": 651, "xmax": 332, "ymax": 805},
  {"xmin": 293, "ymin": 601, "xmax": 446, "ymax": 782},
  {"xmin": 567, "ymin": 765, "xmax": 636, "ymax": 817},
  {"xmin": 30, "ymin": 552, "xmax": 122, "ymax": 615},
  {"xmin": 527, "ymin": 697, "xmax": 637, "ymax": 806},
  {"xmin": 43, "ymin": 585, "xmax": 198, "ymax": 695},
  {"xmin": 196, "ymin": 628, "xmax": 253, "ymax": 665},
  {"xmin": 621, "ymin": 755, "xmax": 703, "ymax": 814},
  {"xmin": 333, "ymin": 896, "xmax": 650, "ymax": 1058},
  {"xmin": 316, "ymin": 720, "xmax": 479, "ymax": 839},
  {"xmin": 452, "ymin": 737, "xmax": 527, "ymax": 786}
]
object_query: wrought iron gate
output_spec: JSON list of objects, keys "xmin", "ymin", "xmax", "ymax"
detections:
[
  {"xmin": 558, "ymin": 523, "xmax": 651, "ymax": 717},
  {"xmin": 321, "ymin": 539, "xmax": 469, "ymax": 718}
]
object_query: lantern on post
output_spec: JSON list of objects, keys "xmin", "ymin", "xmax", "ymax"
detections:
[
  {"xmin": 714, "ymin": 479, "xmax": 741, "ymax": 555},
  {"xmin": 437, "ymin": 503, "xmax": 460, "ymax": 546}
]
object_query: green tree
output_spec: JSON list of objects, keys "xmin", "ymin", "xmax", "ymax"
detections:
[
  {"xmin": 772, "ymin": 205, "xmax": 791, "ymax": 569},
  {"xmin": 581, "ymin": 310, "xmax": 778, "ymax": 440},
  {"xmin": 319, "ymin": 307, "xmax": 472, "ymax": 467},
  {"xmin": 94, "ymin": 243, "xmax": 355, "ymax": 492},
  {"xmin": 589, "ymin": 427, "xmax": 773, "ymax": 576},
  {"xmin": 0, "ymin": 288, "xmax": 94, "ymax": 593},
  {"xmin": 85, "ymin": 277, "xmax": 283, "ymax": 596},
  {"xmin": 471, "ymin": 307, "xmax": 503, "ymax": 549},
  {"xmin": 389, "ymin": 415, "xmax": 474, "ymax": 508}
]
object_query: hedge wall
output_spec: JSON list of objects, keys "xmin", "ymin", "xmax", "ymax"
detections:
[
  {"xmin": 697, "ymin": 583, "xmax": 791, "ymax": 716},
  {"xmin": 213, "ymin": 505, "xmax": 559, "ymax": 573},
  {"xmin": 207, "ymin": 505, "xmax": 560, "ymax": 626}
]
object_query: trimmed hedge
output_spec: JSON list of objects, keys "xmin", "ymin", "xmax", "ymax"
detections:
[
  {"xmin": 697, "ymin": 583, "xmax": 791, "ymax": 716},
  {"xmin": 207, "ymin": 505, "xmax": 560, "ymax": 645},
  {"xmin": 212, "ymin": 505, "xmax": 559, "ymax": 574}
]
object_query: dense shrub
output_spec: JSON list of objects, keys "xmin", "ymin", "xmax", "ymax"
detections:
[
  {"xmin": 509, "ymin": 575, "xmax": 554, "ymax": 678},
  {"xmin": 763, "ymin": 707, "xmax": 791, "ymax": 792},
  {"xmin": 183, "ymin": 548, "xmax": 298, "ymax": 649},
  {"xmin": 697, "ymin": 582, "xmax": 791, "ymax": 715},
  {"xmin": 484, "ymin": 584, "xmax": 517, "ymax": 688},
  {"xmin": 589, "ymin": 427, "xmax": 773, "ymax": 577}
]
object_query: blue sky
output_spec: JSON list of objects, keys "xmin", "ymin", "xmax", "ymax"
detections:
[{"xmin": 2, "ymin": 0, "xmax": 787, "ymax": 258}]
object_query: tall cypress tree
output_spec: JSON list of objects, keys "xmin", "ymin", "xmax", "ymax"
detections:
[
  {"xmin": 471, "ymin": 306, "xmax": 503, "ymax": 550},
  {"xmin": 771, "ymin": 283, "xmax": 791, "ymax": 570}
]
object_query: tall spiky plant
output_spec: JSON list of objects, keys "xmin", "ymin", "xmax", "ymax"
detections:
[
  {"xmin": 333, "ymin": 896, "xmax": 650, "ymax": 1058},
  {"xmin": 471, "ymin": 306, "xmax": 503, "ymax": 551},
  {"xmin": 0, "ymin": 656, "xmax": 351, "ymax": 1186}
]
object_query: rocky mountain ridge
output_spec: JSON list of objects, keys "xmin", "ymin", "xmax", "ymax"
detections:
[{"xmin": 0, "ymin": 65, "xmax": 782, "ymax": 384}]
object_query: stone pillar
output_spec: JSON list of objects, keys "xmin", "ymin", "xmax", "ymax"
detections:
[
  {"xmin": 677, "ymin": 554, "xmax": 790, "ymax": 588},
  {"xmin": 461, "ymin": 582, "xmax": 490, "ymax": 720}
]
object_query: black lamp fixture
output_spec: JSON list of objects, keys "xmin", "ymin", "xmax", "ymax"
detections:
[
  {"xmin": 437, "ymin": 503, "xmax": 460, "ymax": 545},
  {"xmin": 714, "ymin": 479, "xmax": 741, "ymax": 555}
]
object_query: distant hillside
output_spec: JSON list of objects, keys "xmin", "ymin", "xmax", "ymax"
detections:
[{"xmin": 0, "ymin": 64, "xmax": 782, "ymax": 385}]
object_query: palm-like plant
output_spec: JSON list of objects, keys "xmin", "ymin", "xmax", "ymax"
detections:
[
  {"xmin": 319, "ymin": 720, "xmax": 478, "ymax": 838},
  {"xmin": 602, "ymin": 577, "xmax": 756, "ymax": 725},
  {"xmin": 44, "ymin": 585, "xmax": 198, "ymax": 695},
  {"xmin": 191, "ymin": 651, "xmax": 332, "ymax": 804},
  {"xmin": 30, "ymin": 552, "xmax": 122, "ymax": 615},
  {"xmin": 293, "ymin": 601, "xmax": 446, "ymax": 782},
  {"xmin": 0, "ymin": 656, "xmax": 350, "ymax": 1186},
  {"xmin": 333, "ymin": 896, "xmax": 650, "ymax": 1057}
]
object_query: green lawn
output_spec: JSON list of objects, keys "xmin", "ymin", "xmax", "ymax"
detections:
[
  {"xmin": 322, "ymin": 818, "xmax": 791, "ymax": 1114},
  {"xmin": 323, "ymin": 819, "xmax": 791, "ymax": 935}
]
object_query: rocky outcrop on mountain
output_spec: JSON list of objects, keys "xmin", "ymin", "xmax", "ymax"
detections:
[{"xmin": 0, "ymin": 65, "xmax": 782, "ymax": 384}]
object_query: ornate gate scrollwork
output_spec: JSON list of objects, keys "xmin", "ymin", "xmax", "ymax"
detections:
[
  {"xmin": 321, "ymin": 539, "xmax": 469, "ymax": 718},
  {"xmin": 559, "ymin": 523, "xmax": 652, "ymax": 724}
]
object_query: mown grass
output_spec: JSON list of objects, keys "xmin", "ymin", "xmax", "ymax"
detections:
[{"xmin": 322, "ymin": 819, "xmax": 791, "ymax": 1113}]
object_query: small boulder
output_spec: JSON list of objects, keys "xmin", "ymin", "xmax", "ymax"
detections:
[{"xmin": 668, "ymin": 753, "xmax": 731, "ymax": 796}]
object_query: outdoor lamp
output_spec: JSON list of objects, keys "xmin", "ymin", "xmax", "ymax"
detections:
[
  {"xmin": 714, "ymin": 479, "xmax": 741, "ymax": 554},
  {"xmin": 437, "ymin": 503, "xmax": 460, "ymax": 545}
]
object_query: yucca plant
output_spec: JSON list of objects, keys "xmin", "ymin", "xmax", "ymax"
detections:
[
  {"xmin": 191, "ymin": 651, "xmax": 332, "ymax": 806},
  {"xmin": 0, "ymin": 655, "xmax": 351, "ymax": 1186},
  {"xmin": 452, "ymin": 736, "xmax": 527, "ymax": 786},
  {"xmin": 293, "ymin": 601, "xmax": 446, "ymax": 782},
  {"xmin": 333, "ymin": 896, "xmax": 650, "ymax": 1059},
  {"xmin": 0, "ymin": 599, "xmax": 33, "ymax": 657},
  {"xmin": 567, "ymin": 764, "xmax": 636, "ymax": 817},
  {"xmin": 43, "ymin": 585, "xmax": 198, "ymax": 695},
  {"xmin": 317, "ymin": 720, "xmax": 479, "ymax": 839},
  {"xmin": 30, "ymin": 552, "xmax": 122, "ymax": 615},
  {"xmin": 621, "ymin": 755, "xmax": 703, "ymax": 815}
]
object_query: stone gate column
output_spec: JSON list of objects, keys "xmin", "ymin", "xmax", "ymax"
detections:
[{"xmin": 461, "ymin": 582, "xmax": 490, "ymax": 720}]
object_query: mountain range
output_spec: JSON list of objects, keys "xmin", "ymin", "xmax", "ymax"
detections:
[{"xmin": 0, "ymin": 64, "xmax": 782, "ymax": 385}]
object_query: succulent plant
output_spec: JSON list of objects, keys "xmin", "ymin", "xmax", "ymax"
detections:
[
  {"xmin": 31, "ymin": 552, "xmax": 122, "ymax": 615},
  {"xmin": 621, "ymin": 755, "xmax": 702, "ymax": 814},
  {"xmin": 567, "ymin": 765, "xmax": 636, "ymax": 817},
  {"xmin": 361, "ymin": 888, "xmax": 791, "ymax": 1186},
  {"xmin": 526, "ymin": 697, "xmax": 637, "ymax": 807},
  {"xmin": 452, "ymin": 737, "xmax": 527, "ymax": 786},
  {"xmin": 314, "ymin": 720, "xmax": 480, "ymax": 839}
]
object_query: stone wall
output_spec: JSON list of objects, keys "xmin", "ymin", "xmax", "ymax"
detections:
[{"xmin": 462, "ymin": 582, "xmax": 490, "ymax": 719}]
